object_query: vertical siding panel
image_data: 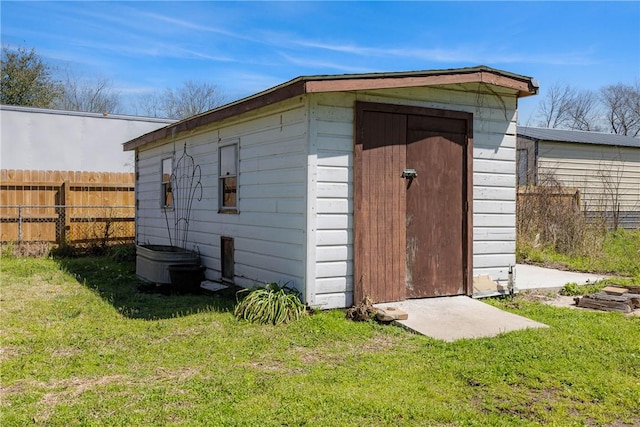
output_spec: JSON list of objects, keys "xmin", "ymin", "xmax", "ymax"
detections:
[
  {"xmin": 392, "ymin": 131, "xmax": 403, "ymax": 301},
  {"xmin": 305, "ymin": 98, "xmax": 317, "ymax": 306}
]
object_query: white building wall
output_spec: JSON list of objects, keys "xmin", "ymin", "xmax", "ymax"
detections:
[
  {"xmin": 135, "ymin": 98, "xmax": 309, "ymax": 292},
  {"xmin": 308, "ymin": 85, "xmax": 519, "ymax": 308},
  {"xmin": 537, "ymin": 141, "xmax": 640, "ymax": 227},
  {"xmin": 0, "ymin": 105, "xmax": 173, "ymax": 172}
]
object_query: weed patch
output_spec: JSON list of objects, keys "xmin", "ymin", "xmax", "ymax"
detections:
[{"xmin": 518, "ymin": 229, "xmax": 640, "ymax": 278}]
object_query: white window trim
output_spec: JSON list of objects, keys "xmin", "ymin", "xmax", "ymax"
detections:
[{"xmin": 161, "ymin": 156, "xmax": 173, "ymax": 209}]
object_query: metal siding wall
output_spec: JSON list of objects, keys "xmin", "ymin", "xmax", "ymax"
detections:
[
  {"xmin": 537, "ymin": 142, "xmax": 640, "ymax": 225},
  {"xmin": 0, "ymin": 108, "xmax": 171, "ymax": 172},
  {"xmin": 135, "ymin": 99, "xmax": 309, "ymax": 291},
  {"xmin": 312, "ymin": 86, "xmax": 519, "ymax": 309}
]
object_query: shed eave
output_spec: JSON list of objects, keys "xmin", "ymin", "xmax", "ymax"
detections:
[
  {"xmin": 304, "ymin": 69, "xmax": 537, "ymax": 97},
  {"xmin": 123, "ymin": 66, "xmax": 537, "ymax": 152}
]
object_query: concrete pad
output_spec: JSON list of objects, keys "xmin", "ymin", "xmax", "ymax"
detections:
[
  {"xmin": 515, "ymin": 264, "xmax": 607, "ymax": 292},
  {"xmin": 201, "ymin": 280, "xmax": 228, "ymax": 292},
  {"xmin": 375, "ymin": 296, "xmax": 548, "ymax": 342}
]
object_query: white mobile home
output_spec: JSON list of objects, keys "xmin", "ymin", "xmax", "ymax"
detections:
[
  {"xmin": 517, "ymin": 126, "xmax": 640, "ymax": 229},
  {"xmin": 0, "ymin": 105, "xmax": 175, "ymax": 172},
  {"xmin": 124, "ymin": 66, "xmax": 538, "ymax": 309}
]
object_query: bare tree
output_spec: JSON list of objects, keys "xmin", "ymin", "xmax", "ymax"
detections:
[
  {"xmin": 600, "ymin": 82, "xmax": 640, "ymax": 136},
  {"xmin": 536, "ymin": 83, "xmax": 603, "ymax": 131},
  {"xmin": 596, "ymin": 161, "xmax": 624, "ymax": 230},
  {"xmin": 133, "ymin": 91, "xmax": 164, "ymax": 118},
  {"xmin": 55, "ymin": 69, "xmax": 121, "ymax": 113},
  {"xmin": 134, "ymin": 80, "xmax": 227, "ymax": 120},
  {"xmin": 568, "ymin": 90, "xmax": 602, "ymax": 131},
  {"xmin": 164, "ymin": 80, "xmax": 227, "ymax": 119},
  {"xmin": 537, "ymin": 83, "xmax": 576, "ymax": 128}
]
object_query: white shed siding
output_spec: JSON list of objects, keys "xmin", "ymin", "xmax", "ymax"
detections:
[
  {"xmin": 136, "ymin": 98, "xmax": 309, "ymax": 292},
  {"xmin": 308, "ymin": 94, "xmax": 355, "ymax": 308},
  {"xmin": 309, "ymin": 86, "xmax": 519, "ymax": 308},
  {"xmin": 537, "ymin": 142, "xmax": 640, "ymax": 226}
]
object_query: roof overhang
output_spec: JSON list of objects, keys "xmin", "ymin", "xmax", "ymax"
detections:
[
  {"xmin": 124, "ymin": 66, "xmax": 538, "ymax": 151},
  {"xmin": 517, "ymin": 126, "xmax": 640, "ymax": 149}
]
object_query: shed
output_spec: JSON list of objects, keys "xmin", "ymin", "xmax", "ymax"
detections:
[
  {"xmin": 517, "ymin": 126, "xmax": 640, "ymax": 229},
  {"xmin": 124, "ymin": 66, "xmax": 538, "ymax": 309}
]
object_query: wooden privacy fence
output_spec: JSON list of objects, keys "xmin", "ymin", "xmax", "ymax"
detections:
[
  {"xmin": 517, "ymin": 185, "xmax": 582, "ymax": 212},
  {"xmin": 1, "ymin": 170, "xmax": 135, "ymax": 247}
]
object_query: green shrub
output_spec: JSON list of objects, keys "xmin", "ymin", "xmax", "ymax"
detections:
[
  {"xmin": 234, "ymin": 282, "xmax": 306, "ymax": 325},
  {"xmin": 1, "ymin": 243, "xmax": 15, "ymax": 258},
  {"xmin": 559, "ymin": 282, "xmax": 582, "ymax": 296},
  {"xmin": 107, "ymin": 244, "xmax": 136, "ymax": 262},
  {"xmin": 560, "ymin": 281, "xmax": 606, "ymax": 296},
  {"xmin": 49, "ymin": 242, "xmax": 78, "ymax": 258}
]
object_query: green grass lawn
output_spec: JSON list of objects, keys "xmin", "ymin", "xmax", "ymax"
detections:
[{"xmin": 1, "ymin": 255, "xmax": 639, "ymax": 426}]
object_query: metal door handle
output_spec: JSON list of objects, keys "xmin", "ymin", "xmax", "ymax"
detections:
[{"xmin": 402, "ymin": 169, "xmax": 418, "ymax": 179}]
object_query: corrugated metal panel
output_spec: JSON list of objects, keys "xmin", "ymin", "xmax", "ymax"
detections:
[{"xmin": 518, "ymin": 126, "xmax": 640, "ymax": 148}]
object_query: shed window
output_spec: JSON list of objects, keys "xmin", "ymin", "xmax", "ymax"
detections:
[
  {"xmin": 161, "ymin": 157, "xmax": 173, "ymax": 208},
  {"xmin": 219, "ymin": 142, "xmax": 238, "ymax": 211}
]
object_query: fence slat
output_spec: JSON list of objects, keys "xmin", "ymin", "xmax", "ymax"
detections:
[{"xmin": 1, "ymin": 169, "xmax": 135, "ymax": 246}]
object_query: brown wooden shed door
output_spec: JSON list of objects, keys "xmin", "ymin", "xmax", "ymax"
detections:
[{"xmin": 355, "ymin": 102, "xmax": 472, "ymax": 304}]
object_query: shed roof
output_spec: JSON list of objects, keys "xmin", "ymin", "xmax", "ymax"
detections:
[
  {"xmin": 517, "ymin": 126, "xmax": 640, "ymax": 149},
  {"xmin": 124, "ymin": 66, "xmax": 538, "ymax": 151}
]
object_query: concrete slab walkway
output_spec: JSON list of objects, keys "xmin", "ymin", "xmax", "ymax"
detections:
[
  {"xmin": 516, "ymin": 264, "xmax": 607, "ymax": 292},
  {"xmin": 374, "ymin": 296, "xmax": 548, "ymax": 342}
]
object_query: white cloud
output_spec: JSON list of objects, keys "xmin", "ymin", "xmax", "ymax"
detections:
[
  {"xmin": 278, "ymin": 52, "xmax": 376, "ymax": 74},
  {"xmin": 290, "ymin": 38, "xmax": 597, "ymax": 67},
  {"xmin": 139, "ymin": 11, "xmax": 256, "ymax": 42}
]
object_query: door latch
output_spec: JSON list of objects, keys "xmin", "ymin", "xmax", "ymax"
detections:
[{"xmin": 402, "ymin": 169, "xmax": 418, "ymax": 179}]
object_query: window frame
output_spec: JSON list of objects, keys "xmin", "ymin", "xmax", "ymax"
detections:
[
  {"xmin": 161, "ymin": 157, "xmax": 173, "ymax": 209},
  {"xmin": 218, "ymin": 140, "xmax": 239, "ymax": 213}
]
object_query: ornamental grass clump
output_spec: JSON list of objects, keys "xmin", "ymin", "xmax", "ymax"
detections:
[{"xmin": 234, "ymin": 282, "xmax": 306, "ymax": 325}]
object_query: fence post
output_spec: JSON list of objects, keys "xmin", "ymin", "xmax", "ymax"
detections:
[
  {"xmin": 55, "ymin": 181, "xmax": 69, "ymax": 244},
  {"xmin": 18, "ymin": 206, "xmax": 23, "ymax": 244}
]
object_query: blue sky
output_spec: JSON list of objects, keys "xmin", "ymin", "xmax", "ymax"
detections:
[{"xmin": 2, "ymin": 1, "xmax": 639, "ymax": 123}]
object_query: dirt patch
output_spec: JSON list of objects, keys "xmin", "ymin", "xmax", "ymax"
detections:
[
  {"xmin": 476, "ymin": 386, "xmax": 564, "ymax": 420},
  {"xmin": 0, "ymin": 375, "xmax": 127, "ymax": 424},
  {"xmin": 5, "ymin": 368, "xmax": 202, "ymax": 423},
  {"xmin": 290, "ymin": 334, "xmax": 402, "ymax": 368},
  {"xmin": 0, "ymin": 345, "xmax": 21, "ymax": 362},
  {"xmin": 153, "ymin": 366, "xmax": 200, "ymax": 381},
  {"xmin": 38, "ymin": 375, "xmax": 126, "ymax": 405},
  {"xmin": 50, "ymin": 347, "xmax": 83, "ymax": 358}
]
